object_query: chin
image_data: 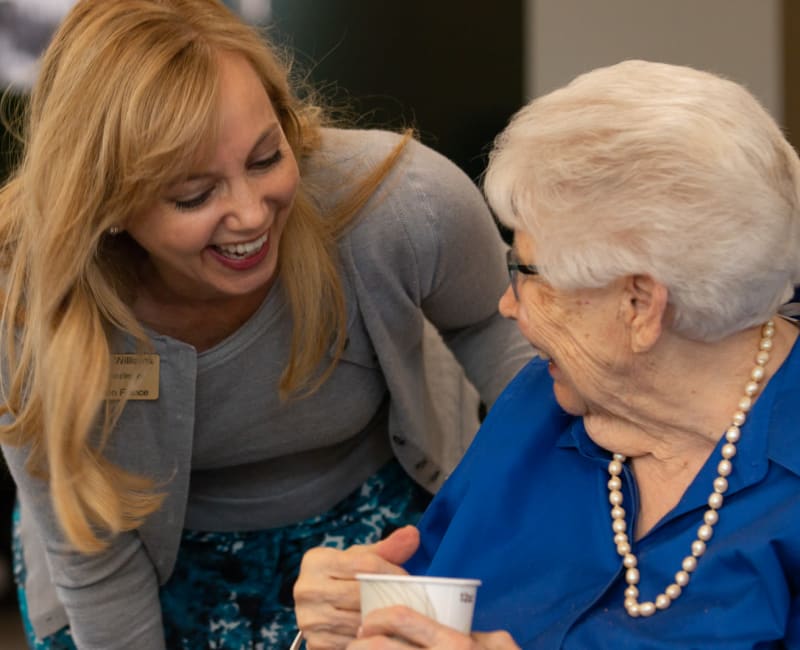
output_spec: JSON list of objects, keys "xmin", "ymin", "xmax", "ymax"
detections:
[{"xmin": 221, "ymin": 257, "xmax": 280, "ymax": 297}]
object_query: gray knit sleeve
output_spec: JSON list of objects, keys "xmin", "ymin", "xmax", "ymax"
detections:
[
  {"xmin": 358, "ymin": 133, "xmax": 532, "ymax": 405},
  {"xmin": 404, "ymin": 139, "xmax": 532, "ymax": 405},
  {"xmin": 1, "ymin": 441, "xmax": 167, "ymax": 649}
]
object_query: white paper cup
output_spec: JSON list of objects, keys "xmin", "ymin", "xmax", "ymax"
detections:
[{"xmin": 356, "ymin": 573, "xmax": 481, "ymax": 634}]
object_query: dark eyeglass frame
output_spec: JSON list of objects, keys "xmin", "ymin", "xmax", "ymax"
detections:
[{"xmin": 506, "ymin": 248, "xmax": 539, "ymax": 300}]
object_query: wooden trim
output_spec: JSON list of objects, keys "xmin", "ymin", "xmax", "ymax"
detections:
[{"xmin": 784, "ymin": 0, "xmax": 800, "ymax": 149}]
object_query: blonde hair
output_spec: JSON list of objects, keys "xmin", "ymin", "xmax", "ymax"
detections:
[
  {"xmin": 0, "ymin": 0, "xmax": 409, "ymax": 552},
  {"xmin": 486, "ymin": 59, "xmax": 800, "ymax": 341}
]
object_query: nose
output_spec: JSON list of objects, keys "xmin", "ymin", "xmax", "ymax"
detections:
[
  {"xmin": 498, "ymin": 284, "xmax": 518, "ymax": 320},
  {"xmin": 225, "ymin": 178, "xmax": 267, "ymax": 231}
]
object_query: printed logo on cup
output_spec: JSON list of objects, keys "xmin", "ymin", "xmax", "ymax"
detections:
[{"xmin": 356, "ymin": 573, "xmax": 481, "ymax": 634}]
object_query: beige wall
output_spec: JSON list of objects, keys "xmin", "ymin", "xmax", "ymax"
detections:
[{"xmin": 526, "ymin": 0, "xmax": 783, "ymax": 121}]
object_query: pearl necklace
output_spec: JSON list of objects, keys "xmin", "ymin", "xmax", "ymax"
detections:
[{"xmin": 607, "ymin": 319, "xmax": 775, "ymax": 618}]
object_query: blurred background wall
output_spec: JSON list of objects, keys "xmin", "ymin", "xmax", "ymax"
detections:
[
  {"xmin": 528, "ymin": 0, "xmax": 782, "ymax": 120},
  {"xmin": 266, "ymin": 0, "xmax": 525, "ymax": 182},
  {"xmin": 0, "ymin": 1, "xmax": 795, "ymax": 178},
  {"xmin": 259, "ymin": 0, "xmax": 796, "ymax": 177}
]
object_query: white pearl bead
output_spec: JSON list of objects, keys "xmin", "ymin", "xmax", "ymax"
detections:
[
  {"xmin": 625, "ymin": 585, "xmax": 639, "ymax": 599},
  {"xmin": 717, "ymin": 459, "xmax": 732, "ymax": 476},
  {"xmin": 732, "ymin": 411, "xmax": 746, "ymax": 426},
  {"xmin": 698, "ymin": 524, "xmax": 714, "ymax": 541},
  {"xmin": 617, "ymin": 542, "xmax": 631, "ymax": 556},
  {"xmin": 624, "ymin": 597, "xmax": 638, "ymax": 611},
  {"xmin": 759, "ymin": 337, "xmax": 773, "ymax": 351},
  {"xmin": 763, "ymin": 320, "xmax": 775, "ymax": 334},
  {"xmin": 608, "ymin": 460, "xmax": 623, "ymax": 476},
  {"xmin": 691, "ymin": 540, "xmax": 706, "ymax": 557},
  {"xmin": 708, "ymin": 493, "xmax": 723, "ymax": 509},
  {"xmin": 614, "ymin": 532, "xmax": 628, "ymax": 545},
  {"xmin": 608, "ymin": 477, "xmax": 622, "ymax": 491},
  {"xmin": 713, "ymin": 477, "xmax": 728, "ymax": 493},
  {"xmin": 613, "ymin": 453, "xmax": 626, "ymax": 462},
  {"xmin": 609, "ymin": 490, "xmax": 623, "ymax": 506},
  {"xmin": 738, "ymin": 396, "xmax": 752, "ymax": 412},
  {"xmin": 623, "ymin": 554, "xmax": 637, "ymax": 569},
  {"xmin": 655, "ymin": 594, "xmax": 671, "ymax": 610},
  {"xmin": 675, "ymin": 570, "xmax": 690, "ymax": 587},
  {"xmin": 611, "ymin": 505, "xmax": 625, "ymax": 519},
  {"xmin": 721, "ymin": 443, "xmax": 737, "ymax": 459},
  {"xmin": 704, "ymin": 510, "xmax": 719, "ymax": 526},
  {"xmin": 744, "ymin": 381, "xmax": 759, "ymax": 396},
  {"xmin": 626, "ymin": 601, "xmax": 641, "ymax": 617},
  {"xmin": 750, "ymin": 366, "xmax": 765, "ymax": 381},
  {"xmin": 665, "ymin": 583, "xmax": 682, "ymax": 599},
  {"xmin": 682, "ymin": 556, "xmax": 697, "ymax": 573},
  {"xmin": 626, "ymin": 568, "xmax": 640, "ymax": 584},
  {"xmin": 756, "ymin": 350, "xmax": 769, "ymax": 365},
  {"xmin": 639, "ymin": 601, "xmax": 656, "ymax": 617},
  {"xmin": 613, "ymin": 519, "xmax": 627, "ymax": 534},
  {"xmin": 725, "ymin": 426, "xmax": 740, "ymax": 443}
]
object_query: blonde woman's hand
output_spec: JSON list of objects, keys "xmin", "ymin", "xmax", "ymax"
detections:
[
  {"xmin": 294, "ymin": 526, "xmax": 421, "ymax": 650},
  {"xmin": 346, "ymin": 605, "xmax": 520, "ymax": 650}
]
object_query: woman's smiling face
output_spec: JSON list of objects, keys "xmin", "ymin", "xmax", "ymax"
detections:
[
  {"xmin": 126, "ymin": 51, "xmax": 300, "ymax": 303},
  {"xmin": 499, "ymin": 231, "xmax": 631, "ymax": 416}
]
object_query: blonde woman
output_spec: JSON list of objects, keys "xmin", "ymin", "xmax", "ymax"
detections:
[{"xmin": 0, "ymin": 1, "xmax": 532, "ymax": 648}]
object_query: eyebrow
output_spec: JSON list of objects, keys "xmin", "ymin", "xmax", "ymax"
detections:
[{"xmin": 180, "ymin": 125, "xmax": 281, "ymax": 183}]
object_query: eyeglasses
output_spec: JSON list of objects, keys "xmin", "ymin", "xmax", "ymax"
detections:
[{"xmin": 506, "ymin": 248, "xmax": 539, "ymax": 300}]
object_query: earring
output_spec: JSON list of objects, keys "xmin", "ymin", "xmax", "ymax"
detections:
[{"xmin": 108, "ymin": 225, "xmax": 122, "ymax": 235}]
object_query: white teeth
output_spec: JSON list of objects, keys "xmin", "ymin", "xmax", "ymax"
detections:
[{"xmin": 216, "ymin": 232, "xmax": 268, "ymax": 258}]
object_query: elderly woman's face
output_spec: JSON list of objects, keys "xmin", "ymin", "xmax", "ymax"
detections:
[{"xmin": 499, "ymin": 232, "xmax": 631, "ymax": 416}]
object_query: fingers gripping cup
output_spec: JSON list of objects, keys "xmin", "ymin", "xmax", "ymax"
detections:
[{"xmin": 356, "ymin": 574, "xmax": 481, "ymax": 633}]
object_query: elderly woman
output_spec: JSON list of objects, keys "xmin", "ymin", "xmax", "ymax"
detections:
[{"xmin": 293, "ymin": 60, "xmax": 800, "ymax": 649}]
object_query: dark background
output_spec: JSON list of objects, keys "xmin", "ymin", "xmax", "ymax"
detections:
[{"xmin": 269, "ymin": 0, "xmax": 524, "ymax": 182}]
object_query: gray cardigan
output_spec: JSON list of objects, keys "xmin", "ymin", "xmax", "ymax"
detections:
[{"xmin": 3, "ymin": 129, "xmax": 533, "ymax": 648}]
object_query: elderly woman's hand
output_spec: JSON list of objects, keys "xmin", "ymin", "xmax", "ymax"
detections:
[
  {"xmin": 346, "ymin": 606, "xmax": 520, "ymax": 650},
  {"xmin": 294, "ymin": 525, "xmax": 421, "ymax": 650}
]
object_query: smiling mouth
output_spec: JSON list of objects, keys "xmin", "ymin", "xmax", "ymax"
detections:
[{"xmin": 212, "ymin": 232, "xmax": 269, "ymax": 259}]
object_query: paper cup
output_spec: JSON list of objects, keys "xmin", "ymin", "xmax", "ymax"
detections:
[{"xmin": 356, "ymin": 573, "xmax": 481, "ymax": 634}]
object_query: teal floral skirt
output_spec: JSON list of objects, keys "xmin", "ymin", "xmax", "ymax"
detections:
[{"xmin": 14, "ymin": 460, "xmax": 430, "ymax": 649}]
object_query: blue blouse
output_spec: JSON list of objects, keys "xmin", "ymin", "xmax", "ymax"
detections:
[{"xmin": 407, "ymin": 340, "xmax": 800, "ymax": 649}]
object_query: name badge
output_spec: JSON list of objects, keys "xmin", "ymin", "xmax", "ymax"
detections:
[{"xmin": 107, "ymin": 354, "xmax": 160, "ymax": 400}]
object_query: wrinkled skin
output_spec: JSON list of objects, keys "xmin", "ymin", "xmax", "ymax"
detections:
[
  {"xmin": 294, "ymin": 526, "xmax": 418, "ymax": 649},
  {"xmin": 294, "ymin": 526, "xmax": 520, "ymax": 650},
  {"xmin": 348, "ymin": 605, "xmax": 519, "ymax": 649}
]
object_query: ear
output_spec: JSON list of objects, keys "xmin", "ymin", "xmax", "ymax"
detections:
[{"xmin": 623, "ymin": 274, "xmax": 669, "ymax": 353}]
